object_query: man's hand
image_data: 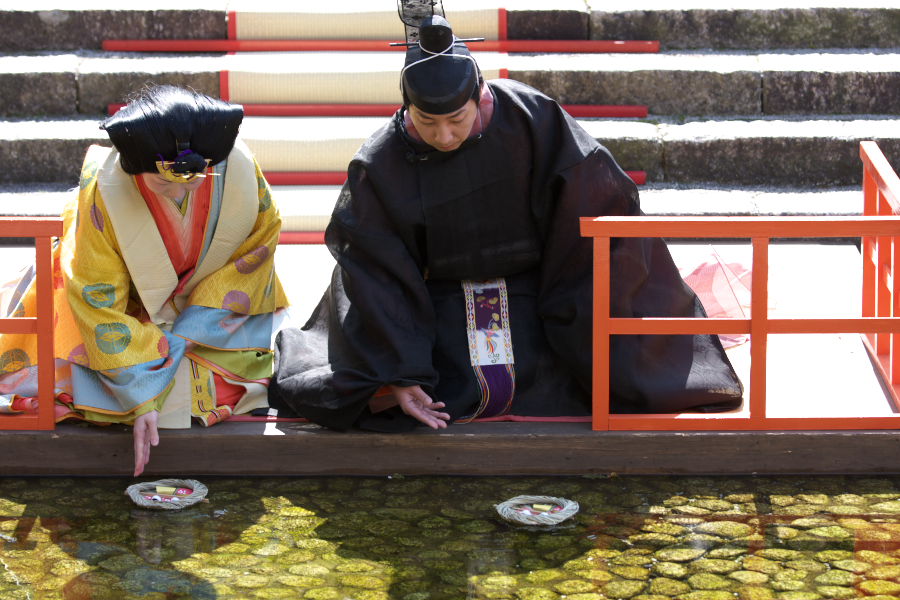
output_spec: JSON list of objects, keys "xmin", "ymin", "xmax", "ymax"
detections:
[
  {"xmin": 390, "ymin": 385, "xmax": 450, "ymax": 429},
  {"xmin": 133, "ymin": 410, "xmax": 160, "ymax": 477}
]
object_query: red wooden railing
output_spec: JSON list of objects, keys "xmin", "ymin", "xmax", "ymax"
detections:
[
  {"xmin": 860, "ymin": 140, "xmax": 900, "ymax": 406},
  {"xmin": 579, "ymin": 141, "xmax": 900, "ymax": 431},
  {"xmin": 0, "ymin": 218, "xmax": 62, "ymax": 430}
]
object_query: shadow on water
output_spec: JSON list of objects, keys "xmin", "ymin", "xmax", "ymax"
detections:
[
  {"xmin": 3, "ymin": 475, "xmax": 900, "ymax": 598},
  {"xmin": 0, "ymin": 477, "xmax": 265, "ymax": 599}
]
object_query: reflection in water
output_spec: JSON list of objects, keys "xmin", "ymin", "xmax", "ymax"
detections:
[{"xmin": 2, "ymin": 476, "xmax": 900, "ymax": 598}]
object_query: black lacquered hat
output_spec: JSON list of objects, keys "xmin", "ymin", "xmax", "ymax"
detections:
[{"xmin": 400, "ymin": 15, "xmax": 482, "ymax": 115}]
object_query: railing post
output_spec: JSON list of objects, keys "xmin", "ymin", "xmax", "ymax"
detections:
[
  {"xmin": 749, "ymin": 237, "xmax": 769, "ymax": 424},
  {"xmin": 862, "ymin": 153, "xmax": 877, "ymax": 347},
  {"xmin": 35, "ymin": 235, "xmax": 55, "ymax": 429},
  {"xmin": 878, "ymin": 201, "xmax": 892, "ymax": 356},
  {"xmin": 592, "ymin": 236, "xmax": 611, "ymax": 431}
]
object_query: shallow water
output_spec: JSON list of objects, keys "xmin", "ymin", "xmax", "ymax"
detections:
[{"xmin": 2, "ymin": 476, "xmax": 900, "ymax": 599}]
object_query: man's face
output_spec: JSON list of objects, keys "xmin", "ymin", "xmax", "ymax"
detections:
[{"xmin": 408, "ymin": 99, "xmax": 479, "ymax": 153}]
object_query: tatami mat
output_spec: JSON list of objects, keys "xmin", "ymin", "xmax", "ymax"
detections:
[
  {"xmin": 225, "ymin": 52, "xmax": 506, "ymax": 104},
  {"xmin": 230, "ymin": 8, "xmax": 501, "ymax": 41}
]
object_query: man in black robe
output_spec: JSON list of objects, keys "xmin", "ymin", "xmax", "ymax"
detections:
[{"xmin": 269, "ymin": 16, "xmax": 743, "ymax": 432}]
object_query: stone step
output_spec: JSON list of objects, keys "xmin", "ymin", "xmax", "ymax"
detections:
[
  {"xmin": 3, "ymin": 3, "xmax": 898, "ymax": 51},
  {"xmin": 3, "ymin": 50, "xmax": 899, "ymax": 119},
  {"xmin": 1, "ymin": 115, "xmax": 897, "ymax": 187},
  {"xmin": 593, "ymin": 4, "xmax": 900, "ymax": 50},
  {"xmin": 0, "ymin": 184, "xmax": 863, "ymax": 229}
]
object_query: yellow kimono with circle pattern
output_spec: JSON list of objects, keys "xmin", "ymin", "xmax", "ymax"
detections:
[{"xmin": 0, "ymin": 140, "xmax": 289, "ymax": 427}]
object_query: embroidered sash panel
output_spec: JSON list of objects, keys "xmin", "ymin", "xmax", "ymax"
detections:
[{"xmin": 457, "ymin": 278, "xmax": 515, "ymax": 422}]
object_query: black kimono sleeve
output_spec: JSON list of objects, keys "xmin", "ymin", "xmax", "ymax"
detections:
[
  {"xmin": 271, "ymin": 163, "xmax": 438, "ymax": 430},
  {"xmin": 531, "ymin": 100, "xmax": 743, "ymax": 413}
]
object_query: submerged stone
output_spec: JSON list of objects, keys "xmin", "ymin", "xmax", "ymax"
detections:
[
  {"xmin": 655, "ymin": 547, "xmax": 707, "ymax": 562},
  {"xmin": 303, "ymin": 588, "xmax": 343, "ymax": 599},
  {"xmin": 513, "ymin": 587, "xmax": 560, "ymax": 600},
  {"xmin": 653, "ymin": 561, "xmax": 689, "ymax": 578},
  {"xmin": 602, "ymin": 579, "xmax": 646, "ymax": 598},
  {"xmin": 735, "ymin": 587, "xmax": 775, "ymax": 600},
  {"xmin": 553, "ymin": 579, "xmax": 597, "ymax": 594},
  {"xmin": 677, "ymin": 591, "xmax": 735, "ymax": 600},
  {"xmin": 525, "ymin": 569, "xmax": 568, "ymax": 583},
  {"xmin": 869, "ymin": 501, "xmax": 900, "ymax": 513},
  {"xmin": 647, "ymin": 576, "xmax": 691, "ymax": 595},
  {"xmin": 609, "ymin": 565, "xmax": 650, "ymax": 580},
  {"xmin": 695, "ymin": 521, "xmax": 754, "ymax": 539},
  {"xmin": 814, "ymin": 585, "xmax": 858, "ymax": 599},
  {"xmin": 688, "ymin": 572, "xmax": 733, "ymax": 591},
  {"xmin": 858, "ymin": 579, "xmax": 900, "ymax": 595},
  {"xmin": 815, "ymin": 550, "xmax": 853, "ymax": 563},
  {"xmin": 729, "ymin": 570, "xmax": 770, "ymax": 584},
  {"xmin": 690, "ymin": 558, "xmax": 740, "ymax": 574},
  {"xmin": 573, "ymin": 569, "xmax": 614, "ymax": 583},
  {"xmin": 855, "ymin": 550, "xmax": 900, "ymax": 565},
  {"xmin": 866, "ymin": 564, "xmax": 900, "ymax": 579}
]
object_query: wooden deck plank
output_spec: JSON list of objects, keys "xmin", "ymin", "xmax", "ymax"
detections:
[{"xmin": 1, "ymin": 420, "xmax": 900, "ymax": 476}]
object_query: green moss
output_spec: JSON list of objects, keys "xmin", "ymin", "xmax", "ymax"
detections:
[
  {"xmin": 769, "ymin": 578, "xmax": 806, "ymax": 592},
  {"xmin": 785, "ymin": 560, "xmax": 827, "ymax": 574},
  {"xmin": 232, "ymin": 574, "xmax": 271, "ymax": 588},
  {"xmin": 708, "ymin": 546, "xmax": 751, "ymax": 560},
  {"xmin": 655, "ymin": 547, "xmax": 707, "ymax": 562},
  {"xmin": 514, "ymin": 587, "xmax": 560, "ymax": 600},
  {"xmin": 735, "ymin": 586, "xmax": 776, "ymax": 600},
  {"xmin": 288, "ymin": 564, "xmax": 331, "ymax": 577},
  {"xmin": 573, "ymin": 569, "xmax": 614, "ymax": 583},
  {"xmin": 303, "ymin": 588, "xmax": 343, "ymax": 600},
  {"xmin": 676, "ymin": 592, "xmax": 735, "ymax": 600},
  {"xmin": 867, "ymin": 564, "xmax": 900, "ymax": 579},
  {"xmin": 695, "ymin": 521, "xmax": 754, "ymax": 539},
  {"xmin": 770, "ymin": 495, "xmax": 797, "ymax": 507},
  {"xmin": 602, "ymin": 579, "xmax": 646, "ymax": 598},
  {"xmin": 816, "ymin": 550, "xmax": 853, "ymax": 563},
  {"xmin": 688, "ymin": 572, "xmax": 734, "ymax": 590},
  {"xmin": 814, "ymin": 585, "xmax": 858, "ymax": 599},
  {"xmin": 742, "ymin": 556, "xmax": 783, "ymax": 575},
  {"xmin": 806, "ymin": 527, "xmax": 852, "ymax": 540},
  {"xmin": 858, "ymin": 580, "xmax": 900, "ymax": 595},
  {"xmin": 642, "ymin": 521, "xmax": 689, "ymax": 536},
  {"xmin": 525, "ymin": 569, "xmax": 566, "ymax": 584},
  {"xmin": 252, "ymin": 587, "xmax": 300, "ymax": 599},
  {"xmin": 730, "ymin": 570, "xmax": 770, "ymax": 584},
  {"xmin": 855, "ymin": 550, "xmax": 900, "ymax": 565},
  {"xmin": 628, "ymin": 533, "xmax": 679, "ymax": 547},
  {"xmin": 691, "ymin": 558, "xmax": 740, "ymax": 574},
  {"xmin": 869, "ymin": 501, "xmax": 900, "ymax": 513},
  {"xmin": 693, "ymin": 500, "xmax": 735, "ymax": 512},
  {"xmin": 647, "ymin": 576, "xmax": 691, "ymax": 595},
  {"xmin": 609, "ymin": 565, "xmax": 650, "ymax": 580}
]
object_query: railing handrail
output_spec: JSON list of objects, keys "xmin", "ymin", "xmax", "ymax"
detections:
[
  {"xmin": 861, "ymin": 140, "xmax": 900, "ymax": 211},
  {"xmin": 0, "ymin": 217, "xmax": 64, "ymax": 239},
  {"xmin": 580, "ymin": 215, "xmax": 900, "ymax": 238}
]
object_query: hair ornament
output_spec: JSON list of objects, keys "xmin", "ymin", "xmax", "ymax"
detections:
[{"xmin": 154, "ymin": 146, "xmax": 214, "ymax": 183}]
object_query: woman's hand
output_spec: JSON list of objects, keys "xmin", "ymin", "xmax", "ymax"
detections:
[
  {"xmin": 390, "ymin": 385, "xmax": 450, "ymax": 429},
  {"xmin": 133, "ymin": 410, "xmax": 160, "ymax": 477}
]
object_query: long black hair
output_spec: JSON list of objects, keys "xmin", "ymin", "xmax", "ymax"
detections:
[{"xmin": 101, "ymin": 85, "xmax": 244, "ymax": 175}]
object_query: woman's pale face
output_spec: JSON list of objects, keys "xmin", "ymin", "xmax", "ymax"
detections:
[
  {"xmin": 408, "ymin": 99, "xmax": 479, "ymax": 152},
  {"xmin": 138, "ymin": 173, "xmax": 205, "ymax": 201}
]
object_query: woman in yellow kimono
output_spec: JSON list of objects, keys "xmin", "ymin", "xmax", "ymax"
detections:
[{"xmin": 0, "ymin": 85, "xmax": 288, "ymax": 475}]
